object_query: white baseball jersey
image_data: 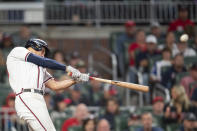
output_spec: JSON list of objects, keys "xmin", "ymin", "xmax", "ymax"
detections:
[
  {"xmin": 7, "ymin": 47, "xmax": 53, "ymax": 93},
  {"xmin": 7, "ymin": 47, "xmax": 56, "ymax": 131}
]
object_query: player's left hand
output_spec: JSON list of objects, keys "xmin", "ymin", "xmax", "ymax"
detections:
[
  {"xmin": 66, "ymin": 66, "xmax": 81, "ymax": 79},
  {"xmin": 77, "ymin": 73, "xmax": 89, "ymax": 82}
]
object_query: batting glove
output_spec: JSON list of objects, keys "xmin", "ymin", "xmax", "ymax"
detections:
[
  {"xmin": 78, "ymin": 73, "xmax": 89, "ymax": 82},
  {"xmin": 66, "ymin": 66, "xmax": 81, "ymax": 79}
]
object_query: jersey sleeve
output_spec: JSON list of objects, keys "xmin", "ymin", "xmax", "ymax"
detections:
[
  {"xmin": 43, "ymin": 71, "xmax": 53, "ymax": 83},
  {"xmin": 9, "ymin": 47, "xmax": 30, "ymax": 61}
]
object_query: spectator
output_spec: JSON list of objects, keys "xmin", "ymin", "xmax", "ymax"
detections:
[
  {"xmin": 0, "ymin": 49, "xmax": 6, "ymax": 83},
  {"xmin": 0, "ymin": 33, "xmax": 14, "ymax": 59},
  {"xmin": 163, "ymin": 85, "xmax": 194, "ymax": 127},
  {"xmin": 136, "ymin": 35, "xmax": 160, "ymax": 72},
  {"xmin": 172, "ymin": 34, "xmax": 196, "ymax": 57},
  {"xmin": 150, "ymin": 22, "xmax": 165, "ymax": 45},
  {"xmin": 52, "ymin": 50, "xmax": 66, "ymax": 79},
  {"xmin": 181, "ymin": 63, "xmax": 197, "ymax": 99},
  {"xmin": 178, "ymin": 112, "xmax": 197, "ymax": 131},
  {"xmin": 61, "ymin": 103, "xmax": 89, "ymax": 131},
  {"xmin": 128, "ymin": 113, "xmax": 141, "ymax": 127},
  {"xmin": 96, "ymin": 119, "xmax": 111, "ymax": 131},
  {"xmin": 136, "ymin": 112, "xmax": 163, "ymax": 131},
  {"xmin": 82, "ymin": 116, "xmax": 97, "ymax": 131},
  {"xmin": 163, "ymin": 103, "xmax": 180, "ymax": 126},
  {"xmin": 152, "ymin": 96, "xmax": 164, "ymax": 126},
  {"xmin": 152, "ymin": 97, "xmax": 164, "ymax": 116},
  {"xmin": 87, "ymin": 72, "xmax": 104, "ymax": 106},
  {"xmin": 11, "ymin": 25, "xmax": 38, "ymax": 46},
  {"xmin": 102, "ymin": 84, "xmax": 119, "ymax": 106},
  {"xmin": 134, "ymin": 35, "xmax": 160, "ymax": 88},
  {"xmin": 191, "ymin": 85, "xmax": 197, "ymax": 113},
  {"xmin": 150, "ymin": 48, "xmax": 172, "ymax": 83},
  {"xmin": 115, "ymin": 20, "xmax": 136, "ymax": 76},
  {"xmin": 128, "ymin": 29, "xmax": 146, "ymax": 67},
  {"xmin": 0, "ymin": 49, "xmax": 5, "ymax": 66},
  {"xmin": 100, "ymin": 98, "xmax": 120, "ymax": 130},
  {"xmin": 53, "ymin": 50, "xmax": 66, "ymax": 64},
  {"xmin": 168, "ymin": 5, "xmax": 194, "ymax": 33},
  {"xmin": 159, "ymin": 32, "xmax": 177, "ymax": 51},
  {"xmin": 128, "ymin": 29, "xmax": 146, "ymax": 83},
  {"xmin": 1, "ymin": 93, "xmax": 17, "ymax": 131},
  {"xmin": 76, "ymin": 60, "xmax": 87, "ymax": 73},
  {"xmin": 69, "ymin": 84, "xmax": 89, "ymax": 106},
  {"xmin": 50, "ymin": 94, "xmax": 70, "ymax": 122},
  {"xmin": 69, "ymin": 51, "xmax": 81, "ymax": 67},
  {"xmin": 162, "ymin": 53, "xmax": 187, "ymax": 89},
  {"xmin": 171, "ymin": 85, "xmax": 191, "ymax": 114}
]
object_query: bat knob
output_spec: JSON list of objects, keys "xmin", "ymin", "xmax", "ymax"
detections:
[{"xmin": 67, "ymin": 72, "xmax": 72, "ymax": 76}]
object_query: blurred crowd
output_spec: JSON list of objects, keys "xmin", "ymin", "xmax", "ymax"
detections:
[{"xmin": 0, "ymin": 4, "xmax": 197, "ymax": 131}]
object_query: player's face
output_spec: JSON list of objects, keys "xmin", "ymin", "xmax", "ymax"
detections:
[{"xmin": 35, "ymin": 48, "xmax": 45, "ymax": 57}]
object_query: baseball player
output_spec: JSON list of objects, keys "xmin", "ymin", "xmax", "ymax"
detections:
[{"xmin": 6, "ymin": 38, "xmax": 89, "ymax": 131}]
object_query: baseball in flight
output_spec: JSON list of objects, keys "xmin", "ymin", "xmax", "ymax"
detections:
[{"xmin": 180, "ymin": 34, "xmax": 189, "ymax": 42}]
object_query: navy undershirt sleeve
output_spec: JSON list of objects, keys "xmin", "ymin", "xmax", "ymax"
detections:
[{"xmin": 27, "ymin": 53, "xmax": 66, "ymax": 71}]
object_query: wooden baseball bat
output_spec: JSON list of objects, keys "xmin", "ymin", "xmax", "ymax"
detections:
[
  {"xmin": 89, "ymin": 76, "xmax": 149, "ymax": 92},
  {"xmin": 68, "ymin": 72, "xmax": 149, "ymax": 92}
]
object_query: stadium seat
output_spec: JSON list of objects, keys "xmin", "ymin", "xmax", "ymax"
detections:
[
  {"xmin": 115, "ymin": 115, "xmax": 129, "ymax": 131},
  {"xmin": 166, "ymin": 124, "xmax": 180, "ymax": 131},
  {"xmin": 129, "ymin": 125, "xmax": 142, "ymax": 131},
  {"xmin": 68, "ymin": 126, "xmax": 82, "ymax": 131},
  {"xmin": 54, "ymin": 117, "xmax": 70, "ymax": 131},
  {"xmin": 64, "ymin": 109, "xmax": 73, "ymax": 117},
  {"xmin": 184, "ymin": 56, "xmax": 197, "ymax": 68},
  {"xmin": 137, "ymin": 106, "xmax": 153, "ymax": 114},
  {"xmin": 152, "ymin": 115, "xmax": 163, "ymax": 127},
  {"xmin": 98, "ymin": 107, "xmax": 105, "ymax": 116},
  {"xmin": 175, "ymin": 72, "xmax": 189, "ymax": 84}
]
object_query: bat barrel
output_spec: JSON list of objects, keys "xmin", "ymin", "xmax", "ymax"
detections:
[{"xmin": 112, "ymin": 81, "xmax": 149, "ymax": 92}]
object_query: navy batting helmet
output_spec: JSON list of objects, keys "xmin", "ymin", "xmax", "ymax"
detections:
[{"xmin": 25, "ymin": 38, "xmax": 49, "ymax": 56}]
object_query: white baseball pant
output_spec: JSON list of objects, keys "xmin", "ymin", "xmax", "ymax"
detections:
[{"xmin": 15, "ymin": 92, "xmax": 56, "ymax": 131}]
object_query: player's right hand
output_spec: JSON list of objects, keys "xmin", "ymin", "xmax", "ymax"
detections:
[
  {"xmin": 77, "ymin": 73, "xmax": 89, "ymax": 82},
  {"xmin": 66, "ymin": 66, "xmax": 81, "ymax": 79}
]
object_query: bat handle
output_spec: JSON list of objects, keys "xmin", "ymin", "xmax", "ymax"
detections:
[
  {"xmin": 68, "ymin": 72, "xmax": 94, "ymax": 81},
  {"xmin": 67, "ymin": 72, "xmax": 72, "ymax": 77}
]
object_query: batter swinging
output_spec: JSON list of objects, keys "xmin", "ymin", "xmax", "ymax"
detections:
[{"xmin": 6, "ymin": 38, "xmax": 89, "ymax": 131}]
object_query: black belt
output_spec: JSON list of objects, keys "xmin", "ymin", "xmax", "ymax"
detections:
[{"xmin": 16, "ymin": 89, "xmax": 44, "ymax": 96}]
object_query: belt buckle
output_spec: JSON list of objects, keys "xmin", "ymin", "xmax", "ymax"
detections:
[
  {"xmin": 31, "ymin": 89, "xmax": 35, "ymax": 93},
  {"xmin": 42, "ymin": 90, "xmax": 45, "ymax": 95}
]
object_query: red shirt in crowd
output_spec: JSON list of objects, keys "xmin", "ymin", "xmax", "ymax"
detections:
[
  {"xmin": 61, "ymin": 117, "xmax": 80, "ymax": 131},
  {"xmin": 168, "ymin": 19, "xmax": 194, "ymax": 32},
  {"xmin": 128, "ymin": 42, "xmax": 147, "ymax": 66}
]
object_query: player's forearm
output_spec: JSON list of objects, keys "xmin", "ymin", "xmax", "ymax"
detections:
[{"xmin": 46, "ymin": 79, "xmax": 76, "ymax": 91}]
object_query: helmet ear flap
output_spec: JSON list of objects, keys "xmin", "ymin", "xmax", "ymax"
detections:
[{"xmin": 25, "ymin": 39, "xmax": 42, "ymax": 51}]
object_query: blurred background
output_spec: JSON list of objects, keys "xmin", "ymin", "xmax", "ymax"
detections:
[{"xmin": 0, "ymin": 0, "xmax": 197, "ymax": 131}]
